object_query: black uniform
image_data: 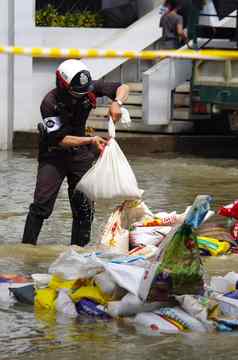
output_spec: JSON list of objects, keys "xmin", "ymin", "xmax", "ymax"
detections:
[{"xmin": 22, "ymin": 80, "xmax": 121, "ymax": 246}]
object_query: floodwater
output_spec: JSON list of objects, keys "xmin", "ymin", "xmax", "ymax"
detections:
[{"xmin": 1, "ymin": 150, "xmax": 238, "ymax": 360}]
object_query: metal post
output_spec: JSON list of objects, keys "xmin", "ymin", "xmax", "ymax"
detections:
[{"xmin": 0, "ymin": 0, "xmax": 14, "ymax": 150}]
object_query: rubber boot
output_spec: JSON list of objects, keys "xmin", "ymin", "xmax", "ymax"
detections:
[
  {"xmin": 71, "ymin": 219, "xmax": 91, "ymax": 247},
  {"xmin": 22, "ymin": 213, "xmax": 44, "ymax": 245}
]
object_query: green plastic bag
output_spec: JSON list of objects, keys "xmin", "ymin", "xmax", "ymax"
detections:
[{"xmin": 156, "ymin": 195, "xmax": 213, "ymax": 295}]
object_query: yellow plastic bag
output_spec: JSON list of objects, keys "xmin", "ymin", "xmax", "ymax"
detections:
[
  {"xmin": 34, "ymin": 287, "xmax": 57, "ymax": 311},
  {"xmin": 48, "ymin": 275, "xmax": 77, "ymax": 291},
  {"xmin": 197, "ymin": 236, "xmax": 231, "ymax": 256},
  {"xmin": 70, "ymin": 285, "xmax": 109, "ymax": 305}
]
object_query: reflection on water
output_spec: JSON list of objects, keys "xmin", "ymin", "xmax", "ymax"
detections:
[{"xmin": 1, "ymin": 150, "xmax": 238, "ymax": 359}]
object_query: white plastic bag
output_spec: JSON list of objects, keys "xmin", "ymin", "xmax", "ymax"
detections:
[
  {"xmin": 94, "ymin": 272, "xmax": 117, "ymax": 296},
  {"xmin": 96, "ymin": 258, "xmax": 145, "ymax": 297},
  {"xmin": 31, "ymin": 274, "xmax": 52, "ymax": 289},
  {"xmin": 107, "ymin": 293, "xmax": 159, "ymax": 317},
  {"xmin": 129, "ymin": 226, "xmax": 171, "ymax": 247},
  {"xmin": 101, "ymin": 203, "xmax": 129, "ymax": 254},
  {"xmin": 55, "ymin": 289, "xmax": 78, "ymax": 317},
  {"xmin": 76, "ymin": 119, "xmax": 142, "ymax": 201},
  {"xmin": 48, "ymin": 248, "xmax": 102, "ymax": 280},
  {"xmin": 101, "ymin": 200, "xmax": 153, "ymax": 253},
  {"xmin": 134, "ymin": 312, "xmax": 181, "ymax": 334}
]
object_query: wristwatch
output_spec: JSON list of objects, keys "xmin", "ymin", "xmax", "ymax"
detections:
[{"xmin": 114, "ymin": 98, "xmax": 123, "ymax": 106}]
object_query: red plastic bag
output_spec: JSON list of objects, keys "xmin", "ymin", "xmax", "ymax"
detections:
[{"xmin": 218, "ymin": 200, "xmax": 238, "ymax": 220}]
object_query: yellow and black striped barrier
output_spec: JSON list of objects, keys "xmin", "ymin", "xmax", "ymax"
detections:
[{"xmin": 0, "ymin": 45, "xmax": 238, "ymax": 61}]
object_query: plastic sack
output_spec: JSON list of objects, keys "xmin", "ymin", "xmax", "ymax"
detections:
[
  {"xmin": 197, "ymin": 236, "xmax": 231, "ymax": 256},
  {"xmin": 34, "ymin": 287, "xmax": 57, "ymax": 310},
  {"xmin": 134, "ymin": 312, "xmax": 181, "ymax": 334},
  {"xmin": 175, "ymin": 295, "xmax": 215, "ymax": 331},
  {"xmin": 9, "ymin": 284, "xmax": 35, "ymax": 305},
  {"xmin": 55, "ymin": 289, "xmax": 78, "ymax": 317},
  {"xmin": 212, "ymin": 293, "xmax": 238, "ymax": 317},
  {"xmin": 106, "ymin": 293, "xmax": 159, "ymax": 317},
  {"xmin": 218, "ymin": 200, "xmax": 238, "ymax": 220},
  {"xmin": 94, "ymin": 272, "xmax": 116, "ymax": 296},
  {"xmin": 145, "ymin": 195, "xmax": 213, "ymax": 297},
  {"xmin": 48, "ymin": 248, "xmax": 102, "ymax": 280},
  {"xmin": 143, "ymin": 212, "xmax": 178, "ymax": 227},
  {"xmin": 31, "ymin": 274, "xmax": 52, "ymax": 289},
  {"xmin": 101, "ymin": 204, "xmax": 129, "ymax": 254},
  {"xmin": 210, "ymin": 272, "xmax": 238, "ymax": 294},
  {"xmin": 157, "ymin": 307, "xmax": 206, "ymax": 332},
  {"xmin": 120, "ymin": 200, "xmax": 154, "ymax": 229},
  {"xmin": 70, "ymin": 284, "xmax": 108, "ymax": 305},
  {"xmin": 76, "ymin": 119, "xmax": 142, "ymax": 201},
  {"xmin": 76, "ymin": 299, "xmax": 111, "ymax": 319},
  {"xmin": 97, "ymin": 258, "xmax": 145, "ymax": 297},
  {"xmin": 101, "ymin": 200, "xmax": 153, "ymax": 253},
  {"xmin": 129, "ymin": 226, "xmax": 171, "ymax": 247}
]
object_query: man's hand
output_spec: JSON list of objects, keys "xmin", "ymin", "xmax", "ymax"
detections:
[
  {"xmin": 108, "ymin": 101, "xmax": 122, "ymax": 123},
  {"xmin": 91, "ymin": 136, "xmax": 108, "ymax": 151}
]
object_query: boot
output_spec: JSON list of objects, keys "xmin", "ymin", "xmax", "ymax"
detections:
[
  {"xmin": 22, "ymin": 213, "xmax": 44, "ymax": 245},
  {"xmin": 71, "ymin": 219, "xmax": 91, "ymax": 247}
]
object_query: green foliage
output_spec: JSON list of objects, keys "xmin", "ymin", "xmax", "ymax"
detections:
[{"xmin": 35, "ymin": 5, "xmax": 104, "ymax": 28}]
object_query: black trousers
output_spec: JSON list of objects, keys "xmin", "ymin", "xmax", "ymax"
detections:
[{"xmin": 22, "ymin": 151, "xmax": 94, "ymax": 246}]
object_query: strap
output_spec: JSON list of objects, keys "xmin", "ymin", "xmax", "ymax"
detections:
[{"xmin": 108, "ymin": 117, "xmax": 116, "ymax": 138}]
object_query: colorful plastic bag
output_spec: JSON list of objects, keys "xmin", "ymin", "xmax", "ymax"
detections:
[{"xmin": 141, "ymin": 195, "xmax": 213, "ymax": 299}]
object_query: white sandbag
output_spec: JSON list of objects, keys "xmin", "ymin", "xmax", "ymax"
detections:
[
  {"xmin": 55, "ymin": 289, "xmax": 78, "ymax": 317},
  {"xmin": 212, "ymin": 293, "xmax": 238, "ymax": 317},
  {"xmin": 129, "ymin": 226, "xmax": 171, "ymax": 247},
  {"xmin": 76, "ymin": 119, "xmax": 142, "ymax": 201},
  {"xmin": 31, "ymin": 274, "xmax": 52, "ymax": 289},
  {"xmin": 134, "ymin": 312, "xmax": 181, "ymax": 334},
  {"xmin": 94, "ymin": 272, "xmax": 117, "ymax": 296},
  {"xmin": 157, "ymin": 307, "xmax": 207, "ymax": 332},
  {"xmin": 120, "ymin": 200, "xmax": 154, "ymax": 229},
  {"xmin": 210, "ymin": 272, "xmax": 238, "ymax": 294},
  {"xmin": 101, "ymin": 200, "xmax": 153, "ymax": 253},
  {"xmin": 175, "ymin": 295, "xmax": 215, "ymax": 331},
  {"xmin": 48, "ymin": 248, "xmax": 102, "ymax": 280},
  {"xmin": 96, "ymin": 259, "xmax": 145, "ymax": 297},
  {"xmin": 107, "ymin": 293, "xmax": 159, "ymax": 317}
]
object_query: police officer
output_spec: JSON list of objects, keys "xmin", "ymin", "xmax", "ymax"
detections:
[{"xmin": 22, "ymin": 59, "xmax": 129, "ymax": 246}]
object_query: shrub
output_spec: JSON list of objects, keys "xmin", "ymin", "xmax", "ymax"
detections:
[{"xmin": 35, "ymin": 5, "xmax": 104, "ymax": 27}]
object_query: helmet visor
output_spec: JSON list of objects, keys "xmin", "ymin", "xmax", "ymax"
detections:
[{"xmin": 69, "ymin": 70, "xmax": 93, "ymax": 97}]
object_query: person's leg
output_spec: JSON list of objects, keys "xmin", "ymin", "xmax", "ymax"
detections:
[
  {"xmin": 69, "ymin": 190, "xmax": 95, "ymax": 246},
  {"xmin": 67, "ymin": 158, "xmax": 94, "ymax": 246},
  {"xmin": 22, "ymin": 160, "xmax": 66, "ymax": 245}
]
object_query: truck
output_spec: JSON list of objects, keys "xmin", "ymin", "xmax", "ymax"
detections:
[{"xmin": 185, "ymin": 0, "xmax": 238, "ymax": 133}]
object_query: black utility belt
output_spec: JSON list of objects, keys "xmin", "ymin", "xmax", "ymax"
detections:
[{"xmin": 48, "ymin": 146, "xmax": 81, "ymax": 153}]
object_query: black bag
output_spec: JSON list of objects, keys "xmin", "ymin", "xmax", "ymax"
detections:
[{"xmin": 9, "ymin": 285, "xmax": 35, "ymax": 305}]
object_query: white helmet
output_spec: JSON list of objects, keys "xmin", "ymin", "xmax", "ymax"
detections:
[{"xmin": 56, "ymin": 59, "xmax": 93, "ymax": 96}]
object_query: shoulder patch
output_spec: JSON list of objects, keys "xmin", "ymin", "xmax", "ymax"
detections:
[{"xmin": 43, "ymin": 117, "xmax": 62, "ymax": 133}]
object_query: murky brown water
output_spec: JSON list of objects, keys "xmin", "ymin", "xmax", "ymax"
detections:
[{"xmin": 1, "ymin": 150, "xmax": 238, "ymax": 359}]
